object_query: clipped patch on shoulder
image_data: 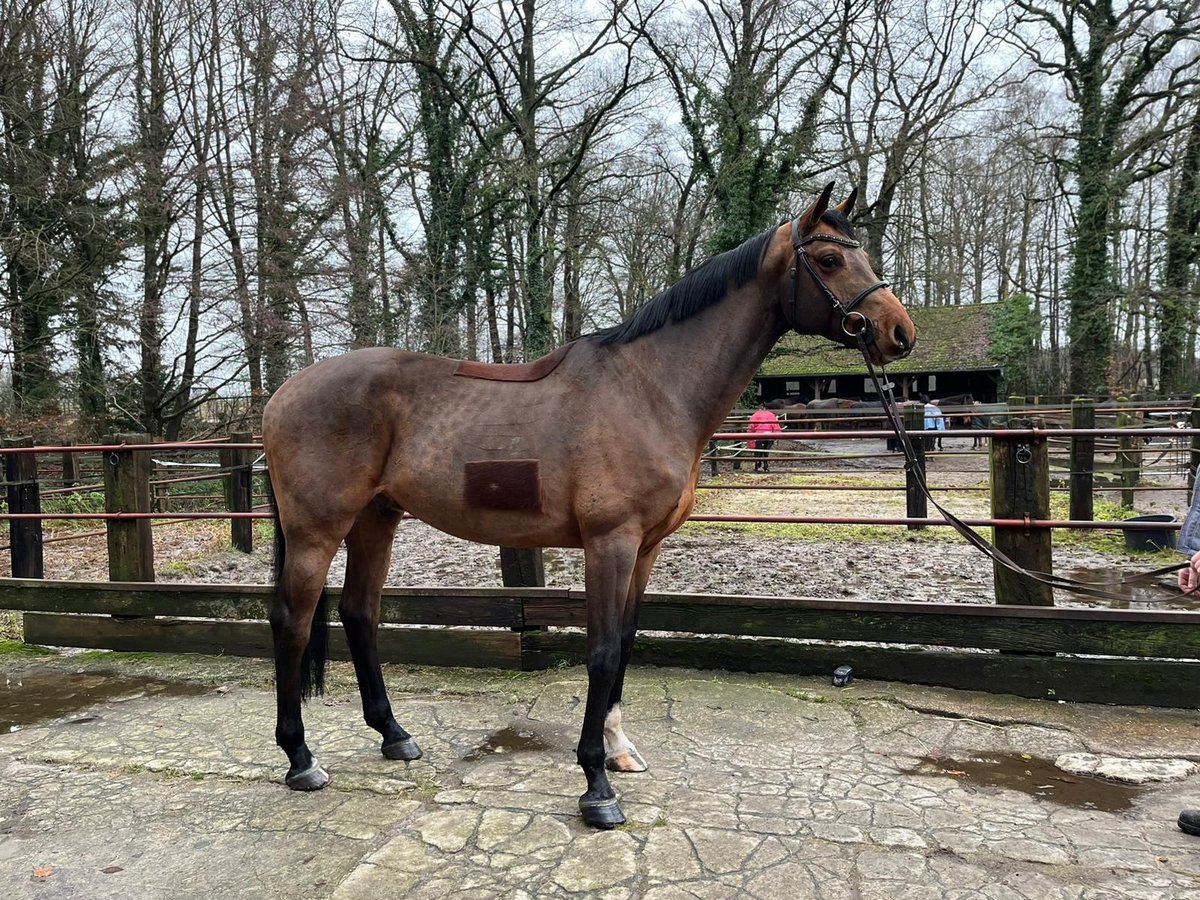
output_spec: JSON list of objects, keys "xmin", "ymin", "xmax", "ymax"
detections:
[{"xmin": 464, "ymin": 460, "xmax": 542, "ymax": 511}]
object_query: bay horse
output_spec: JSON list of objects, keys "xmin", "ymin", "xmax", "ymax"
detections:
[{"xmin": 261, "ymin": 184, "xmax": 915, "ymax": 828}]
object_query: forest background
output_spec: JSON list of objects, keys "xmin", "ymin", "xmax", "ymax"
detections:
[{"xmin": 2, "ymin": 0, "xmax": 1199, "ymax": 439}]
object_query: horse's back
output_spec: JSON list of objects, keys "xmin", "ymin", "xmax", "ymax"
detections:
[{"xmin": 263, "ymin": 342, "xmax": 696, "ymax": 549}]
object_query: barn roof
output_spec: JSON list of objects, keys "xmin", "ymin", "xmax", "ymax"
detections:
[{"xmin": 758, "ymin": 302, "xmax": 1002, "ymax": 377}]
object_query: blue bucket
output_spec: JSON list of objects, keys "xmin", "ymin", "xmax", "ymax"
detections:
[{"xmin": 1121, "ymin": 514, "xmax": 1177, "ymax": 553}]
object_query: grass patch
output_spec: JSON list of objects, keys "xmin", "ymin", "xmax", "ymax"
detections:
[
  {"xmin": 0, "ymin": 639, "xmax": 54, "ymax": 657},
  {"xmin": 72, "ymin": 650, "xmax": 163, "ymax": 662},
  {"xmin": 253, "ymin": 520, "xmax": 275, "ymax": 546},
  {"xmin": 41, "ymin": 489, "xmax": 106, "ymax": 515},
  {"xmin": 680, "ymin": 520, "xmax": 954, "ymax": 543},
  {"xmin": 1047, "ymin": 493, "xmax": 1158, "ymax": 554},
  {"xmin": 692, "ymin": 470, "xmax": 990, "ymax": 543}
]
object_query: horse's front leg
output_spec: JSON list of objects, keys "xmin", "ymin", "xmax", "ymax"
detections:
[
  {"xmin": 604, "ymin": 542, "xmax": 662, "ymax": 774},
  {"xmin": 577, "ymin": 530, "xmax": 640, "ymax": 829}
]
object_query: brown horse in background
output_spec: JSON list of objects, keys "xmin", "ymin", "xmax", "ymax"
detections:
[{"xmin": 261, "ymin": 184, "xmax": 915, "ymax": 828}]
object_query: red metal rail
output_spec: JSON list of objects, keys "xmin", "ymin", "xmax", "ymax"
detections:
[
  {"xmin": 0, "ymin": 510, "xmax": 1180, "ymax": 531},
  {"xmin": 0, "ymin": 427, "xmax": 1194, "ymax": 455}
]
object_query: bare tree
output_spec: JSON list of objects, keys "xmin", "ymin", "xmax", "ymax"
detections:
[
  {"xmin": 1010, "ymin": 0, "xmax": 1200, "ymax": 393},
  {"xmin": 457, "ymin": 0, "xmax": 646, "ymax": 357},
  {"xmin": 833, "ymin": 0, "xmax": 1018, "ymax": 271},
  {"xmin": 1159, "ymin": 96, "xmax": 1200, "ymax": 392},
  {"xmin": 638, "ymin": 0, "xmax": 853, "ymax": 257}
]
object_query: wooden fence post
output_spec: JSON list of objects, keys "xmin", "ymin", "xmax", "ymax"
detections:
[
  {"xmin": 903, "ymin": 403, "xmax": 927, "ymax": 529},
  {"xmin": 221, "ymin": 432, "xmax": 254, "ymax": 553},
  {"xmin": 3, "ymin": 436, "xmax": 43, "ymax": 578},
  {"xmin": 103, "ymin": 433, "xmax": 155, "ymax": 582},
  {"xmin": 61, "ymin": 440, "xmax": 77, "ymax": 488},
  {"xmin": 991, "ymin": 417, "xmax": 1052, "ymax": 606},
  {"xmin": 1190, "ymin": 394, "xmax": 1200, "ymax": 500},
  {"xmin": 1116, "ymin": 396, "xmax": 1138, "ymax": 508},
  {"xmin": 499, "ymin": 547, "xmax": 545, "ymax": 588},
  {"xmin": 1069, "ymin": 398, "xmax": 1094, "ymax": 522}
]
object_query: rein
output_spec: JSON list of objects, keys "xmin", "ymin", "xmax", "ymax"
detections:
[
  {"xmin": 786, "ymin": 216, "xmax": 1187, "ymax": 604},
  {"xmin": 860, "ymin": 348, "xmax": 1189, "ymax": 603}
]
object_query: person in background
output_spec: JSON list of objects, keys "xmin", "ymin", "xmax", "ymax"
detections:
[
  {"xmin": 920, "ymin": 393, "xmax": 945, "ymax": 451},
  {"xmin": 1177, "ymin": 478, "xmax": 1200, "ymax": 836},
  {"xmin": 747, "ymin": 404, "xmax": 783, "ymax": 473}
]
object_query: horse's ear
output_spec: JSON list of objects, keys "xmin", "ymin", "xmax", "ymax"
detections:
[
  {"xmin": 800, "ymin": 181, "xmax": 835, "ymax": 232},
  {"xmin": 835, "ymin": 186, "xmax": 858, "ymax": 217}
]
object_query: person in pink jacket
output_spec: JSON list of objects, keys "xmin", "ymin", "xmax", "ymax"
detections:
[{"xmin": 747, "ymin": 405, "xmax": 783, "ymax": 473}]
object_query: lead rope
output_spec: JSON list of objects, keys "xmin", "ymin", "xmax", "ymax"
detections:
[{"xmin": 856, "ymin": 334, "xmax": 1187, "ymax": 604}]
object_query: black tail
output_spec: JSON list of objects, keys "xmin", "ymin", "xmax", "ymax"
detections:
[{"xmin": 268, "ymin": 473, "xmax": 328, "ymax": 701}]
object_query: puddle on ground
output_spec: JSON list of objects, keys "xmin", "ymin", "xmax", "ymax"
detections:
[
  {"xmin": 462, "ymin": 725, "xmax": 553, "ymax": 761},
  {"xmin": 903, "ymin": 752, "xmax": 1142, "ymax": 811},
  {"xmin": 1065, "ymin": 567, "xmax": 1198, "ymax": 610},
  {"xmin": 0, "ymin": 671, "xmax": 209, "ymax": 734}
]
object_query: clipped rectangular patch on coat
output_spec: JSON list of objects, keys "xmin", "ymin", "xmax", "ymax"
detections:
[{"xmin": 464, "ymin": 460, "xmax": 542, "ymax": 511}]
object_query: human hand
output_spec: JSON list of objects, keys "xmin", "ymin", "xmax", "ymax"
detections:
[{"xmin": 1179, "ymin": 550, "xmax": 1200, "ymax": 593}]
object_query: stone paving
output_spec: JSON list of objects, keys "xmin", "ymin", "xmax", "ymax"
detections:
[{"xmin": 1, "ymin": 654, "xmax": 1199, "ymax": 898}]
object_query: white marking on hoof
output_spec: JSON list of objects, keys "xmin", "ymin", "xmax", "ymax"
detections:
[
  {"xmin": 603, "ymin": 704, "xmax": 649, "ymax": 772},
  {"xmin": 606, "ymin": 746, "xmax": 649, "ymax": 773}
]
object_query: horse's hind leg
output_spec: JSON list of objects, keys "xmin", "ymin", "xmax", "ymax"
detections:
[
  {"xmin": 604, "ymin": 542, "xmax": 661, "ymax": 774},
  {"xmin": 272, "ymin": 532, "xmax": 341, "ymax": 790},
  {"xmin": 341, "ymin": 497, "xmax": 421, "ymax": 761}
]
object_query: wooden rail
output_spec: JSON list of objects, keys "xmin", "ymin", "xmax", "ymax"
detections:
[{"xmin": 5, "ymin": 579, "xmax": 1198, "ymax": 708}]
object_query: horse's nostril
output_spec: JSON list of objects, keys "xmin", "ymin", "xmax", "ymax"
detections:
[{"xmin": 894, "ymin": 324, "xmax": 909, "ymax": 352}]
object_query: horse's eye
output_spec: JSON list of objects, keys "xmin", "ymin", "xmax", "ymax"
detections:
[{"xmin": 820, "ymin": 255, "xmax": 840, "ymax": 269}]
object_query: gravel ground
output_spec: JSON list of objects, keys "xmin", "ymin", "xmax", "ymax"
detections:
[
  {"xmin": 27, "ymin": 435, "xmax": 1194, "ymax": 610},
  {"xmin": 166, "ymin": 519, "xmax": 1184, "ymax": 608}
]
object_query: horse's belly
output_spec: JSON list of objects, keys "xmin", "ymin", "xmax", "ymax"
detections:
[{"xmin": 402, "ymin": 503, "xmax": 583, "ymax": 550}]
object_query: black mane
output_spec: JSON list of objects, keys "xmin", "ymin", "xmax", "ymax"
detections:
[{"xmin": 591, "ymin": 227, "xmax": 776, "ymax": 346}]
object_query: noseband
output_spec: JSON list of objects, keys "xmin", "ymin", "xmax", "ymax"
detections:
[{"xmin": 787, "ymin": 217, "xmax": 889, "ymax": 339}]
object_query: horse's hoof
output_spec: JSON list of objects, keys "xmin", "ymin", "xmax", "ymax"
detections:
[
  {"xmin": 382, "ymin": 737, "xmax": 422, "ymax": 762},
  {"xmin": 285, "ymin": 760, "xmax": 330, "ymax": 791},
  {"xmin": 579, "ymin": 796, "xmax": 625, "ymax": 829},
  {"xmin": 605, "ymin": 747, "xmax": 649, "ymax": 773}
]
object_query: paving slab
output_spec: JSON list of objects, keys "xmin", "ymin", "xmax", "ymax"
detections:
[{"xmin": 0, "ymin": 653, "xmax": 1198, "ymax": 899}]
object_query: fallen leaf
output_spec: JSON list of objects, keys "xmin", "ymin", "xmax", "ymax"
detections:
[
  {"xmin": 100, "ymin": 866, "xmax": 124, "ymax": 874},
  {"xmin": 32, "ymin": 866, "xmax": 53, "ymax": 880}
]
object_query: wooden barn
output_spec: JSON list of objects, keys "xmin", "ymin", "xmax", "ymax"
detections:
[{"xmin": 756, "ymin": 304, "xmax": 1005, "ymax": 404}]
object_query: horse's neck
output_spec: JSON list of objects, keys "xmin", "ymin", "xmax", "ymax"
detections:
[{"xmin": 622, "ymin": 285, "xmax": 789, "ymax": 449}]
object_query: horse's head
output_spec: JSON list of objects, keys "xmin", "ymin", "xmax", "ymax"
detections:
[{"xmin": 778, "ymin": 183, "xmax": 915, "ymax": 364}]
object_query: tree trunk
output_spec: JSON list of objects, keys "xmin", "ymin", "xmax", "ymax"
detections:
[{"xmin": 1159, "ymin": 105, "xmax": 1200, "ymax": 393}]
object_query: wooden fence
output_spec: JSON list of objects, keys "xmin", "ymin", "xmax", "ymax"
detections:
[
  {"xmin": 4, "ymin": 401, "xmax": 1200, "ymax": 710},
  {"xmin": 4, "ymin": 578, "xmax": 1200, "ymax": 708}
]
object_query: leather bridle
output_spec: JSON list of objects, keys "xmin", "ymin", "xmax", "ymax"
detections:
[{"xmin": 787, "ymin": 216, "xmax": 889, "ymax": 342}]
